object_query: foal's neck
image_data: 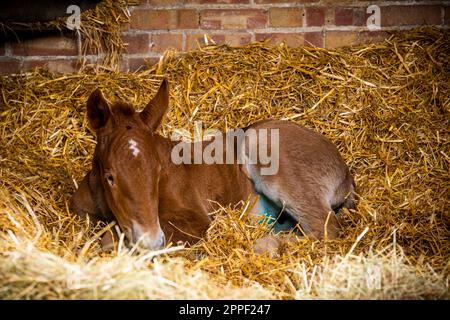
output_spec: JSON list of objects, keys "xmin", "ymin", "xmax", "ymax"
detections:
[{"xmin": 152, "ymin": 134, "xmax": 179, "ymax": 169}]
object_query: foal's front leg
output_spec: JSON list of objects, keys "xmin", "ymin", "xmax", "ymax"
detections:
[
  {"xmin": 70, "ymin": 172, "xmax": 119, "ymax": 251},
  {"xmin": 253, "ymin": 234, "xmax": 299, "ymax": 257},
  {"xmin": 70, "ymin": 173, "xmax": 97, "ymax": 221}
]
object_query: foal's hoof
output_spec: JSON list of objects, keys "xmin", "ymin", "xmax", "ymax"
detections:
[
  {"xmin": 253, "ymin": 235, "xmax": 282, "ymax": 257},
  {"xmin": 100, "ymin": 231, "xmax": 118, "ymax": 252}
]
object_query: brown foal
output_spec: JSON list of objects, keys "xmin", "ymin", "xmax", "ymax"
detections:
[{"xmin": 70, "ymin": 79, "xmax": 355, "ymax": 250}]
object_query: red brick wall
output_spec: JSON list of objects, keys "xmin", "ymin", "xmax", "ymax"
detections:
[{"xmin": 1, "ymin": 0, "xmax": 449, "ymax": 74}]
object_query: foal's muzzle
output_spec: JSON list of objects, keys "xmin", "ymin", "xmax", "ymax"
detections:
[{"xmin": 132, "ymin": 223, "xmax": 166, "ymax": 250}]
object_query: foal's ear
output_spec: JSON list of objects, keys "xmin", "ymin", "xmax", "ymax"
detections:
[
  {"xmin": 140, "ymin": 79, "xmax": 169, "ymax": 131},
  {"xmin": 87, "ymin": 88, "xmax": 111, "ymax": 131}
]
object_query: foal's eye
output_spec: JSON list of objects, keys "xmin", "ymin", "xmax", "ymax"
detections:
[{"xmin": 105, "ymin": 173, "xmax": 114, "ymax": 186}]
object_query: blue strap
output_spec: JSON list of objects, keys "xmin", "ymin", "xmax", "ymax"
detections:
[{"xmin": 256, "ymin": 193, "xmax": 297, "ymax": 233}]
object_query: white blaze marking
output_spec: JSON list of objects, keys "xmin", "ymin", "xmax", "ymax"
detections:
[{"xmin": 128, "ymin": 139, "xmax": 140, "ymax": 157}]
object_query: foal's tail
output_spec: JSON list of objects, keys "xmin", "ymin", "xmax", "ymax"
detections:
[
  {"xmin": 342, "ymin": 179, "xmax": 356, "ymax": 210},
  {"xmin": 332, "ymin": 172, "xmax": 357, "ymax": 213}
]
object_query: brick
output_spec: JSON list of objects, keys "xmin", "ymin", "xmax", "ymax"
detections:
[
  {"xmin": 178, "ymin": 10, "xmax": 200, "ymax": 29},
  {"xmin": 353, "ymin": 6, "xmax": 370, "ymax": 27},
  {"xmin": 269, "ymin": 8, "xmax": 302, "ymax": 28},
  {"xmin": 0, "ymin": 59, "xmax": 21, "ymax": 75},
  {"xmin": 306, "ymin": 7, "xmax": 325, "ymax": 27},
  {"xmin": 11, "ymin": 36, "xmax": 77, "ymax": 56},
  {"xmin": 255, "ymin": 0, "xmax": 318, "ymax": 3},
  {"xmin": 359, "ymin": 31, "xmax": 389, "ymax": 45},
  {"xmin": 47, "ymin": 59, "xmax": 78, "ymax": 73},
  {"xmin": 131, "ymin": 9, "xmax": 199, "ymax": 30},
  {"xmin": 130, "ymin": 10, "xmax": 171, "ymax": 30},
  {"xmin": 117, "ymin": 57, "xmax": 129, "ymax": 72},
  {"xmin": 381, "ymin": 6, "xmax": 442, "ymax": 27},
  {"xmin": 121, "ymin": 22, "xmax": 131, "ymax": 31},
  {"xmin": 148, "ymin": 0, "xmax": 186, "ymax": 4},
  {"xmin": 201, "ymin": 9, "xmax": 267, "ymax": 30},
  {"xmin": 201, "ymin": 19, "xmax": 220, "ymax": 29},
  {"xmin": 326, "ymin": 31, "xmax": 358, "ymax": 49},
  {"xmin": 255, "ymin": 33, "xmax": 304, "ymax": 48},
  {"xmin": 186, "ymin": 34, "xmax": 224, "ymax": 50},
  {"xmin": 335, "ymin": 7, "xmax": 353, "ymax": 26},
  {"xmin": 22, "ymin": 59, "xmax": 77, "ymax": 73},
  {"xmin": 127, "ymin": 57, "xmax": 160, "ymax": 72},
  {"xmin": 304, "ymin": 32, "xmax": 324, "ymax": 48},
  {"xmin": 150, "ymin": 33, "xmax": 183, "ymax": 52},
  {"xmin": 74, "ymin": 58, "xmax": 97, "ymax": 70},
  {"xmin": 325, "ymin": 30, "xmax": 389, "ymax": 49},
  {"xmin": 187, "ymin": 0, "xmax": 250, "ymax": 3},
  {"xmin": 122, "ymin": 33, "xmax": 150, "ymax": 54},
  {"xmin": 22, "ymin": 60, "xmax": 48, "ymax": 70},
  {"xmin": 186, "ymin": 33, "xmax": 251, "ymax": 50},
  {"xmin": 324, "ymin": 6, "xmax": 334, "ymax": 26}
]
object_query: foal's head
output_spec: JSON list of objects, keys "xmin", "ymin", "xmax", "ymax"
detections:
[{"xmin": 87, "ymin": 80, "xmax": 169, "ymax": 250}]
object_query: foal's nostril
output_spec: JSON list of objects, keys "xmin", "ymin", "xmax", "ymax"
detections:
[{"xmin": 160, "ymin": 233, "xmax": 166, "ymax": 247}]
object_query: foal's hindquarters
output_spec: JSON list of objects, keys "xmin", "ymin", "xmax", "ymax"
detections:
[{"xmin": 243, "ymin": 120, "xmax": 355, "ymax": 240}]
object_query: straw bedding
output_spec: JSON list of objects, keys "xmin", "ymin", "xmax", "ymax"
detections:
[{"xmin": 0, "ymin": 27, "xmax": 449, "ymax": 299}]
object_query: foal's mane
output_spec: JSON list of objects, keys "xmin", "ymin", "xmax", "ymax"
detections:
[{"xmin": 111, "ymin": 102, "xmax": 136, "ymax": 117}]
